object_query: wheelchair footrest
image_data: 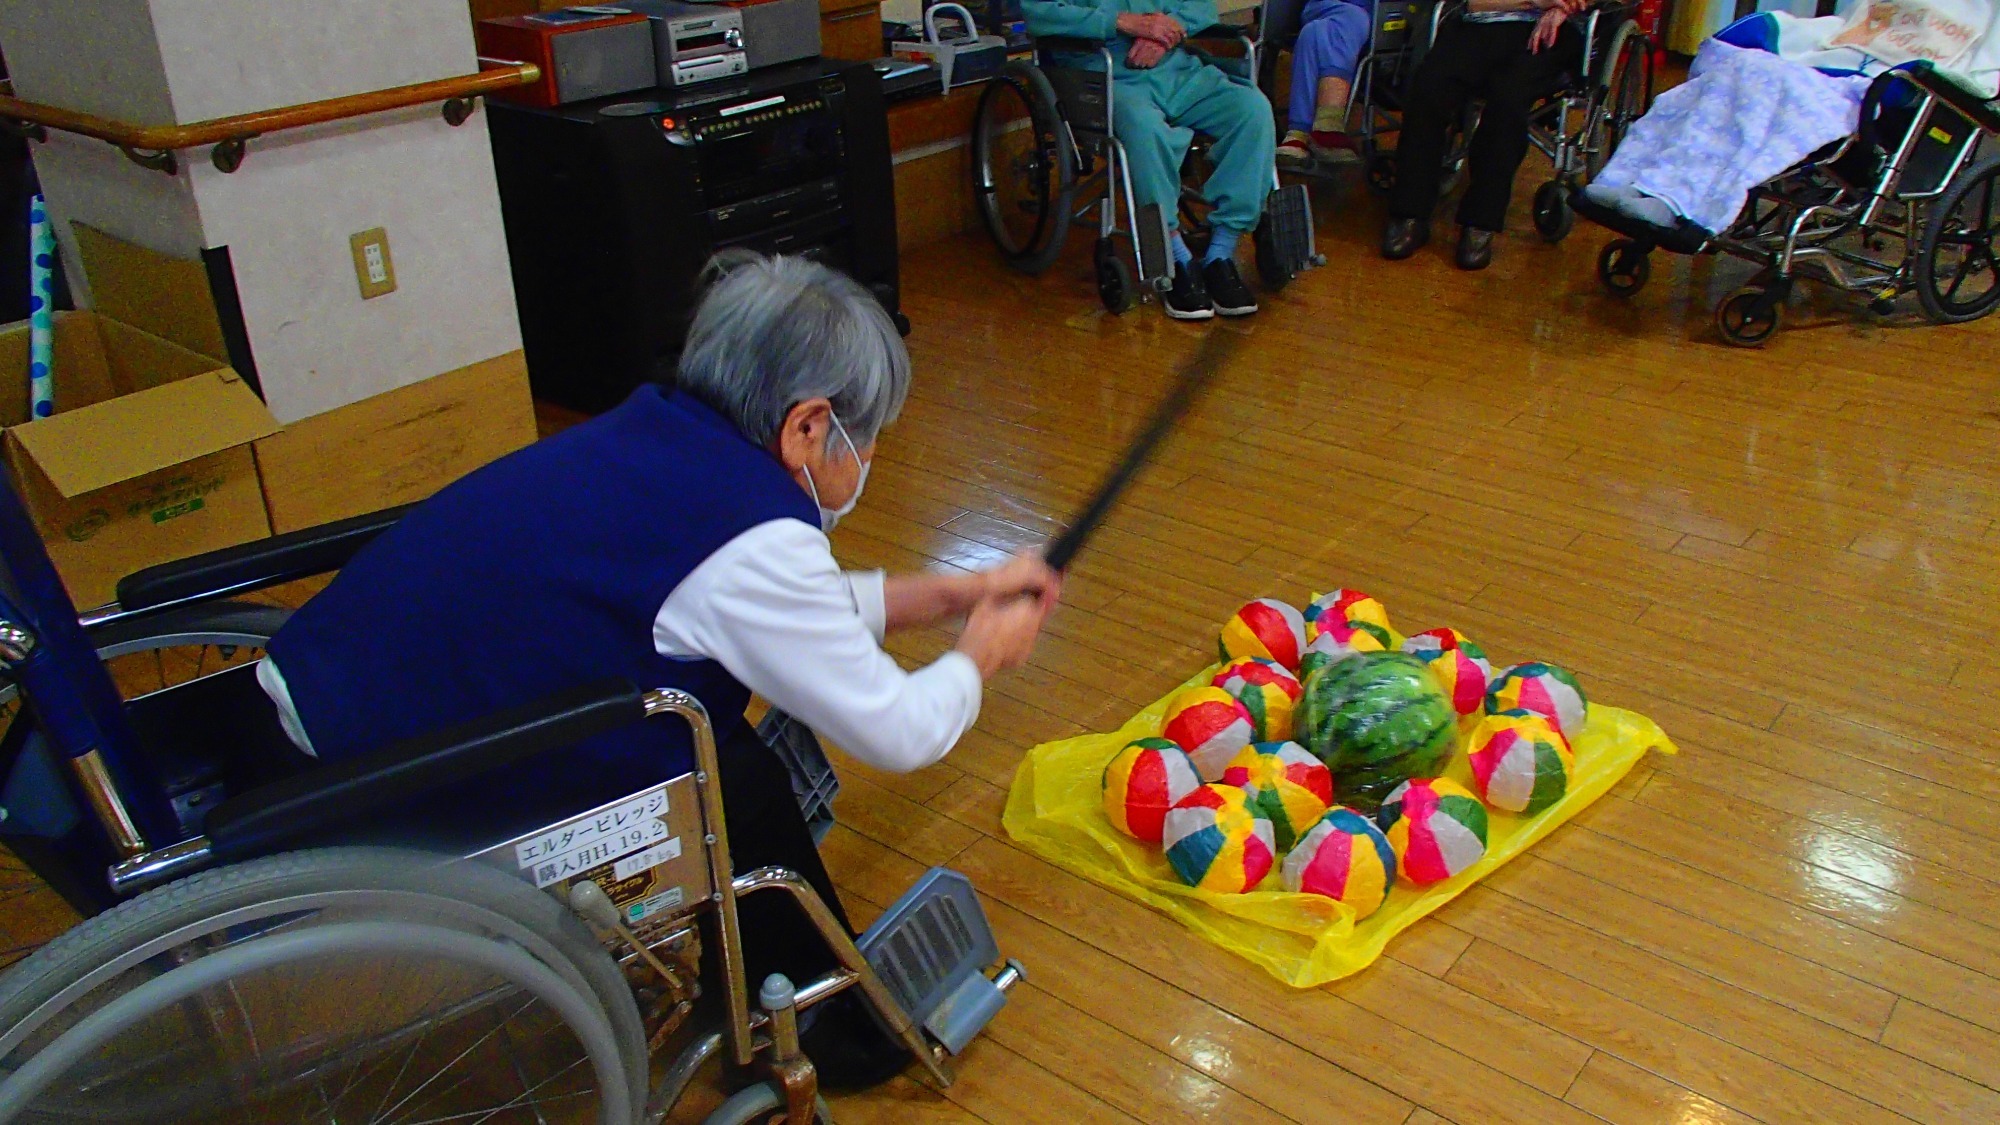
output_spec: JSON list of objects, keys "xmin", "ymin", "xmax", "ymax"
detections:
[
  {"xmin": 856, "ymin": 867, "xmax": 1013, "ymax": 1055},
  {"xmin": 1264, "ymin": 184, "xmax": 1317, "ymax": 276},
  {"xmin": 1135, "ymin": 203, "xmax": 1172, "ymax": 286}
]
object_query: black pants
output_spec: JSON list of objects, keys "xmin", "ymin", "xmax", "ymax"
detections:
[
  {"xmin": 716, "ymin": 723, "xmax": 908, "ymax": 1087},
  {"xmin": 1389, "ymin": 18, "xmax": 1582, "ymax": 231}
]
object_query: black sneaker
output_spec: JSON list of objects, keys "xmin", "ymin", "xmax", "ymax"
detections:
[
  {"xmin": 1164, "ymin": 262, "xmax": 1215, "ymax": 320},
  {"xmin": 1201, "ymin": 258, "xmax": 1258, "ymax": 317}
]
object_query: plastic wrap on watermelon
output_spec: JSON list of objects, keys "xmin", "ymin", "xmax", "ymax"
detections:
[{"xmin": 1296, "ymin": 652, "xmax": 1457, "ymax": 811}]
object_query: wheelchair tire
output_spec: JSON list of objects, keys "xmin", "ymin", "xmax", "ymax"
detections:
[
  {"xmin": 1597, "ymin": 239, "xmax": 1651, "ymax": 297},
  {"xmin": 702, "ymin": 1082, "xmax": 834, "ymax": 1125},
  {"xmin": 0, "ymin": 600, "xmax": 295, "ymax": 721},
  {"xmin": 973, "ymin": 61, "xmax": 1075, "ymax": 276},
  {"xmin": 0, "ymin": 847, "xmax": 650, "ymax": 1124},
  {"xmin": 1716, "ymin": 285, "xmax": 1783, "ymax": 347},
  {"xmin": 1094, "ymin": 238, "xmax": 1136, "ymax": 313},
  {"xmin": 1532, "ymin": 181, "xmax": 1574, "ymax": 243},
  {"xmin": 1915, "ymin": 154, "xmax": 2000, "ymax": 324}
]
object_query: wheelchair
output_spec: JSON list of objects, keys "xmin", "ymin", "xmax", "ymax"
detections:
[
  {"xmin": 1574, "ymin": 64, "xmax": 1998, "ymax": 346},
  {"xmin": 969, "ymin": 13, "xmax": 1320, "ymax": 313},
  {"xmin": 1259, "ymin": 0, "xmax": 1650, "ymax": 239},
  {"xmin": 0, "ymin": 479, "xmax": 1020, "ymax": 1122}
]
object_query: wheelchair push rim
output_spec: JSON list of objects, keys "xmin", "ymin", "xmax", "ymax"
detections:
[
  {"xmin": 0, "ymin": 847, "xmax": 648, "ymax": 1125},
  {"xmin": 972, "ymin": 61, "xmax": 1076, "ymax": 276}
]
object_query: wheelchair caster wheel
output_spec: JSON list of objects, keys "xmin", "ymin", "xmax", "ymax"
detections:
[
  {"xmin": 1364, "ymin": 151, "xmax": 1397, "ymax": 195},
  {"xmin": 1095, "ymin": 238, "xmax": 1136, "ymax": 314},
  {"xmin": 1532, "ymin": 181, "xmax": 1574, "ymax": 243},
  {"xmin": 1597, "ymin": 239, "xmax": 1650, "ymax": 297},
  {"xmin": 1716, "ymin": 285, "xmax": 1782, "ymax": 346}
]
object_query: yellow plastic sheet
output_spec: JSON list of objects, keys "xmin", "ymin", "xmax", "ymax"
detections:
[{"xmin": 1003, "ymin": 666, "xmax": 1679, "ymax": 988}]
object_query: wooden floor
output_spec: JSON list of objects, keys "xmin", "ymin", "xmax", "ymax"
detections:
[
  {"xmin": 809, "ymin": 177, "xmax": 2000, "ymax": 1125},
  {"xmin": 7, "ymin": 162, "xmax": 2000, "ymax": 1125}
]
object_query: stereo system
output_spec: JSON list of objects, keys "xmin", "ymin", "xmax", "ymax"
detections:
[
  {"xmin": 479, "ymin": 2, "xmax": 822, "ymax": 104},
  {"xmin": 487, "ymin": 60, "xmax": 902, "ymax": 413}
]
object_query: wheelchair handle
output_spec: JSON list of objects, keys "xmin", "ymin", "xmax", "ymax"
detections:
[{"xmin": 1856, "ymin": 68, "xmax": 1913, "ymax": 159}]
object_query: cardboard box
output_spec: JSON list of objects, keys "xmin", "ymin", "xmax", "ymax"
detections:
[{"xmin": 0, "ymin": 311, "xmax": 280, "ymax": 609}]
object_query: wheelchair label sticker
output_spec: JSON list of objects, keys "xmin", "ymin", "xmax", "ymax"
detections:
[
  {"xmin": 625, "ymin": 887, "xmax": 687, "ymax": 924},
  {"xmin": 613, "ymin": 837, "xmax": 684, "ymax": 881},
  {"xmin": 517, "ymin": 786, "xmax": 671, "ymax": 887},
  {"xmin": 516, "ymin": 786, "xmax": 668, "ymax": 867}
]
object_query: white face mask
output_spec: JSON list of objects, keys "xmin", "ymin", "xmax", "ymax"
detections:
[{"xmin": 800, "ymin": 413, "xmax": 869, "ymax": 532}]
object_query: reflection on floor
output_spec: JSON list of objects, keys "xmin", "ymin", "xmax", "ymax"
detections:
[{"xmin": 8, "ymin": 160, "xmax": 2000, "ymax": 1125}]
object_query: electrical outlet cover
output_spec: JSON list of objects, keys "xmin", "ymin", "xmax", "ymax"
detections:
[{"xmin": 349, "ymin": 228, "xmax": 396, "ymax": 299}]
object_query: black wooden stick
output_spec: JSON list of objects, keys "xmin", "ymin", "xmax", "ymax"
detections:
[{"xmin": 1043, "ymin": 327, "xmax": 1240, "ymax": 572}]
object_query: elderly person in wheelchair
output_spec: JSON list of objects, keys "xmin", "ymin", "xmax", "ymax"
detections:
[
  {"xmin": 254, "ymin": 251, "xmax": 1061, "ymax": 1090},
  {"xmin": 1383, "ymin": 0, "xmax": 1599, "ymax": 269},
  {"xmin": 1022, "ymin": 0, "xmax": 1278, "ymax": 317}
]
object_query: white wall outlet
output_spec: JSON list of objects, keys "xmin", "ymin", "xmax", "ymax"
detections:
[{"xmin": 349, "ymin": 227, "xmax": 396, "ymax": 299}]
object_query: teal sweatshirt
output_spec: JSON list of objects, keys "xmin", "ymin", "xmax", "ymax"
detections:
[{"xmin": 1020, "ymin": 0, "xmax": 1224, "ymax": 75}]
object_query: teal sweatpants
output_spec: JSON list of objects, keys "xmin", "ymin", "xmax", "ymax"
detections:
[{"xmin": 1112, "ymin": 54, "xmax": 1275, "ymax": 236}]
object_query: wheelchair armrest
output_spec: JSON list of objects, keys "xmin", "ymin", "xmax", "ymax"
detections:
[
  {"xmin": 202, "ymin": 678, "xmax": 648, "ymax": 862},
  {"xmin": 1033, "ymin": 34, "xmax": 1110, "ymax": 54},
  {"xmin": 110, "ymin": 503, "xmax": 414, "ymax": 616}
]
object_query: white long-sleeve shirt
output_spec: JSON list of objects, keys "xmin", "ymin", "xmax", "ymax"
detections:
[{"xmin": 259, "ymin": 517, "xmax": 981, "ymax": 772}]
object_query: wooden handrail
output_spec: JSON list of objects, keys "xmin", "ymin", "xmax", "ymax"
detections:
[{"xmin": 0, "ymin": 59, "xmax": 541, "ymax": 174}]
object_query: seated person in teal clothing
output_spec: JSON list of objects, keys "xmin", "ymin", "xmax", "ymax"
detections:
[{"xmin": 1022, "ymin": 0, "xmax": 1276, "ymax": 320}]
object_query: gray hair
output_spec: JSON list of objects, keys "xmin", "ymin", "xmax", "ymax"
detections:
[{"xmin": 675, "ymin": 251, "xmax": 910, "ymax": 449}]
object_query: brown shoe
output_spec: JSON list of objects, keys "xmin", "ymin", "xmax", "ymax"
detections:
[
  {"xmin": 1381, "ymin": 217, "xmax": 1430, "ymax": 261},
  {"xmin": 1455, "ymin": 226, "xmax": 1495, "ymax": 271}
]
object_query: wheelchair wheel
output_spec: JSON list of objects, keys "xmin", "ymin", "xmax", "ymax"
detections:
[
  {"xmin": 1532, "ymin": 180, "xmax": 1574, "ymax": 242},
  {"xmin": 0, "ymin": 600, "xmax": 293, "ymax": 738},
  {"xmin": 0, "ymin": 847, "xmax": 650, "ymax": 1123},
  {"xmin": 703, "ymin": 1081, "xmax": 834, "ymax": 1125},
  {"xmin": 1716, "ymin": 285, "xmax": 1782, "ymax": 346},
  {"xmin": 1915, "ymin": 154, "xmax": 2000, "ymax": 324},
  {"xmin": 1597, "ymin": 239, "xmax": 1651, "ymax": 297},
  {"xmin": 1094, "ymin": 237, "xmax": 1136, "ymax": 313},
  {"xmin": 973, "ymin": 61, "xmax": 1075, "ymax": 276}
]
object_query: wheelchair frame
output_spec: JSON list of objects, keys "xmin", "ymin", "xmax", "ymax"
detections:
[
  {"xmin": 0, "ymin": 476, "xmax": 1019, "ymax": 1122},
  {"xmin": 971, "ymin": 27, "xmax": 1319, "ymax": 312},
  {"xmin": 1581, "ymin": 66, "xmax": 1998, "ymax": 345}
]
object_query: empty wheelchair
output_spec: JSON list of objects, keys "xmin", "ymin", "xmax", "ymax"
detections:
[
  {"xmin": 1575, "ymin": 64, "xmax": 1996, "ymax": 345},
  {"xmin": 0, "ymin": 479, "xmax": 1019, "ymax": 1123},
  {"xmin": 970, "ymin": 14, "xmax": 1320, "ymax": 313}
]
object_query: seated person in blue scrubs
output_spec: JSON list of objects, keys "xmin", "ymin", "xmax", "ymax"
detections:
[
  {"xmin": 257, "ymin": 252, "xmax": 1062, "ymax": 1086},
  {"xmin": 1023, "ymin": 0, "xmax": 1277, "ymax": 320}
]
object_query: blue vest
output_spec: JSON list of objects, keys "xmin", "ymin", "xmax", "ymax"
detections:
[{"xmin": 266, "ymin": 386, "xmax": 817, "ymax": 815}]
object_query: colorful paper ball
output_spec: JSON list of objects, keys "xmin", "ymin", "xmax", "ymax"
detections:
[
  {"xmin": 1282, "ymin": 807, "xmax": 1398, "ymax": 919},
  {"xmin": 1220, "ymin": 741, "xmax": 1333, "ymax": 852},
  {"xmin": 1486, "ymin": 662, "xmax": 1589, "ymax": 738},
  {"xmin": 1379, "ymin": 778, "xmax": 1489, "ymax": 886},
  {"xmin": 1212, "ymin": 657, "xmax": 1303, "ymax": 742},
  {"xmin": 1218, "ymin": 598, "xmax": 1307, "ymax": 671},
  {"xmin": 1400, "ymin": 628, "xmax": 1495, "ymax": 717},
  {"xmin": 1162, "ymin": 783, "xmax": 1277, "ymax": 893},
  {"xmin": 1304, "ymin": 588, "xmax": 1394, "ymax": 640},
  {"xmin": 1102, "ymin": 737, "xmax": 1203, "ymax": 844},
  {"xmin": 1298, "ymin": 617, "xmax": 1394, "ymax": 679},
  {"xmin": 1161, "ymin": 686, "xmax": 1256, "ymax": 781},
  {"xmin": 1467, "ymin": 709, "xmax": 1575, "ymax": 815}
]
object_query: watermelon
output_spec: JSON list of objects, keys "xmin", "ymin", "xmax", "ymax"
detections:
[{"xmin": 1295, "ymin": 651, "xmax": 1458, "ymax": 811}]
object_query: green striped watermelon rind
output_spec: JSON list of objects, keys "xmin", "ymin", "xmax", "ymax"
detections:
[{"xmin": 1297, "ymin": 651, "xmax": 1458, "ymax": 810}]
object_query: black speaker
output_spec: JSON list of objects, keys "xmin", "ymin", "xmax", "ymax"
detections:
[{"xmin": 488, "ymin": 59, "xmax": 902, "ymax": 414}]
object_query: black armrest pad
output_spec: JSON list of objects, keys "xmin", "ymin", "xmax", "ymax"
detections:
[
  {"xmin": 115, "ymin": 503, "xmax": 414, "ymax": 613},
  {"xmin": 204, "ymin": 678, "xmax": 648, "ymax": 862},
  {"xmin": 1189, "ymin": 23, "xmax": 1249, "ymax": 39}
]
